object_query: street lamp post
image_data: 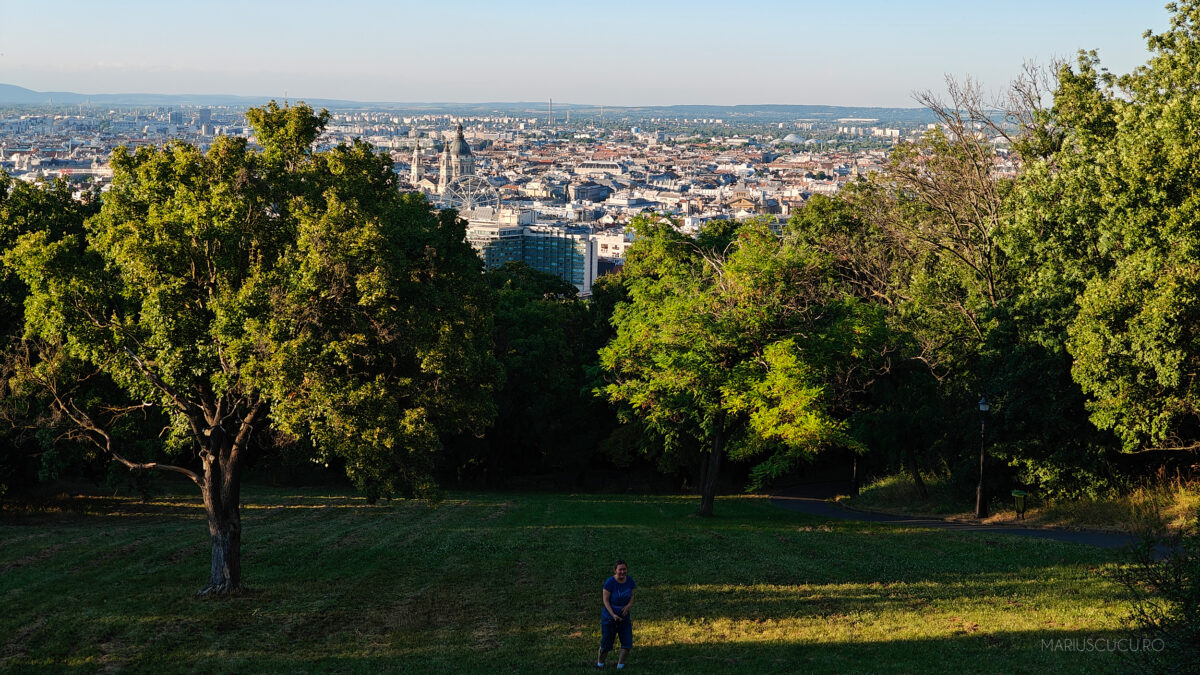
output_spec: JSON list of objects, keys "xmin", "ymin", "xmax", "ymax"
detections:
[{"xmin": 976, "ymin": 395, "xmax": 989, "ymax": 519}]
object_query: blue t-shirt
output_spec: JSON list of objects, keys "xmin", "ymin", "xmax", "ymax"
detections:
[{"xmin": 602, "ymin": 576, "xmax": 636, "ymax": 620}]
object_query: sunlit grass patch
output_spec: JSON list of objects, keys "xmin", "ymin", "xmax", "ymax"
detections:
[
  {"xmin": 843, "ymin": 472, "xmax": 965, "ymax": 516},
  {"xmin": 847, "ymin": 471, "xmax": 1200, "ymax": 533},
  {"xmin": 1036, "ymin": 480, "xmax": 1200, "ymax": 533}
]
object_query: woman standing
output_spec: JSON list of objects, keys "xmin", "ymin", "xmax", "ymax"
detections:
[{"xmin": 597, "ymin": 559, "xmax": 636, "ymax": 669}]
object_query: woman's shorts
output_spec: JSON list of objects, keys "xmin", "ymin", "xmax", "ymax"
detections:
[{"xmin": 600, "ymin": 617, "xmax": 633, "ymax": 651}]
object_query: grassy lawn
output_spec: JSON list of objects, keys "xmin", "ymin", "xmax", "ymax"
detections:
[
  {"xmin": 0, "ymin": 486, "xmax": 1146, "ymax": 673},
  {"xmin": 845, "ymin": 472, "xmax": 1200, "ymax": 533}
]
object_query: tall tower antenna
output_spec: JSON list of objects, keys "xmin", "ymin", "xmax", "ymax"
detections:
[{"xmin": 549, "ymin": 98, "xmax": 553, "ymax": 126}]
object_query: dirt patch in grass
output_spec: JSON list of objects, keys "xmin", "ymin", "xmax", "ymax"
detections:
[
  {"xmin": 948, "ymin": 617, "xmax": 981, "ymax": 634},
  {"xmin": 0, "ymin": 616, "xmax": 45, "ymax": 670},
  {"xmin": 97, "ymin": 638, "xmax": 129, "ymax": 673},
  {"xmin": 2, "ymin": 543, "xmax": 66, "ymax": 573},
  {"xmin": 481, "ymin": 501, "xmax": 512, "ymax": 522}
]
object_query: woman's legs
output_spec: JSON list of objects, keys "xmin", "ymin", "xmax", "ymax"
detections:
[
  {"xmin": 598, "ymin": 620, "xmax": 616, "ymax": 666},
  {"xmin": 616, "ymin": 618, "xmax": 633, "ymax": 666}
]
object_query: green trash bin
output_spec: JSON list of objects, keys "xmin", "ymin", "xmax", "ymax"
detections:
[{"xmin": 1011, "ymin": 490, "xmax": 1029, "ymax": 520}]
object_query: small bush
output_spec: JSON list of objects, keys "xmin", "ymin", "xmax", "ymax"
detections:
[{"xmin": 1112, "ymin": 504, "xmax": 1200, "ymax": 674}]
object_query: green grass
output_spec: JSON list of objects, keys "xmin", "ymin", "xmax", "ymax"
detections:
[
  {"xmin": 0, "ymin": 485, "xmax": 1145, "ymax": 673},
  {"xmin": 842, "ymin": 473, "xmax": 967, "ymax": 517},
  {"xmin": 846, "ymin": 472, "xmax": 1200, "ymax": 533}
]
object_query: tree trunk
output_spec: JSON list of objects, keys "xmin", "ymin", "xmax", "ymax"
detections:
[
  {"xmin": 198, "ymin": 426, "xmax": 243, "ymax": 596},
  {"xmin": 904, "ymin": 446, "xmax": 929, "ymax": 500},
  {"xmin": 698, "ymin": 425, "xmax": 725, "ymax": 517},
  {"xmin": 205, "ymin": 528, "xmax": 240, "ymax": 593}
]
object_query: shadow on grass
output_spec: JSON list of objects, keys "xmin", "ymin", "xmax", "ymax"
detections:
[
  {"xmin": 594, "ymin": 629, "xmax": 1152, "ymax": 675},
  {"xmin": 2, "ymin": 488, "xmax": 1122, "ymax": 591},
  {"xmin": 0, "ymin": 494, "xmax": 205, "ymax": 520},
  {"xmin": 11, "ymin": 628, "xmax": 1150, "ymax": 674},
  {"xmin": 0, "ymin": 488, "xmax": 429, "ymax": 523}
]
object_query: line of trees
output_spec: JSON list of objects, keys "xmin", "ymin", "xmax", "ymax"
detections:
[
  {"xmin": 4, "ymin": 1, "xmax": 1200, "ymax": 592},
  {"xmin": 596, "ymin": 0, "xmax": 1200, "ymax": 512}
]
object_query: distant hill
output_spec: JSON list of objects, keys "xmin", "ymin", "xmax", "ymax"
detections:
[
  {"xmin": 0, "ymin": 83, "xmax": 936, "ymax": 122},
  {"xmin": 0, "ymin": 83, "xmax": 340, "ymax": 107},
  {"xmin": 0, "ymin": 84, "xmax": 553, "ymax": 110}
]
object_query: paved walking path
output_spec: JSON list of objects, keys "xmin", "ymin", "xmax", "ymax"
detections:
[{"xmin": 770, "ymin": 482, "xmax": 1139, "ymax": 549}]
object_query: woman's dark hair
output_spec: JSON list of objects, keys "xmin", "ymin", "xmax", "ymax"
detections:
[{"xmin": 613, "ymin": 559, "xmax": 627, "ymax": 571}]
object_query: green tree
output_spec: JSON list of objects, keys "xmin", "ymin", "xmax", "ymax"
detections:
[
  {"xmin": 597, "ymin": 216, "xmax": 885, "ymax": 516},
  {"xmin": 771, "ymin": 75, "xmax": 1116, "ymax": 501},
  {"xmin": 3, "ymin": 102, "xmax": 499, "ymax": 594},
  {"xmin": 475, "ymin": 262, "xmax": 613, "ymax": 480},
  {"xmin": 827, "ymin": 73, "xmax": 1123, "ymax": 500},
  {"xmin": 0, "ymin": 173, "xmax": 102, "ymax": 495},
  {"xmin": 1011, "ymin": 2, "xmax": 1200, "ymax": 455}
]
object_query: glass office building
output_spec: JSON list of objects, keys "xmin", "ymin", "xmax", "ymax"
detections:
[{"xmin": 465, "ymin": 209, "xmax": 598, "ymax": 295}]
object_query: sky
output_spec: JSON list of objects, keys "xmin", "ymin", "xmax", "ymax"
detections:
[{"xmin": 0, "ymin": 0, "xmax": 1175, "ymax": 107}]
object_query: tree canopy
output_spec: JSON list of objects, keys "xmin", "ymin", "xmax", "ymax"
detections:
[
  {"xmin": 597, "ymin": 216, "xmax": 886, "ymax": 515},
  {"xmin": 1042, "ymin": 5, "xmax": 1200, "ymax": 452},
  {"xmin": 0, "ymin": 173, "xmax": 101, "ymax": 495},
  {"xmin": 2, "ymin": 102, "xmax": 499, "ymax": 593}
]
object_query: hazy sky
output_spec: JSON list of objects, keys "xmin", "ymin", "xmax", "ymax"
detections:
[{"xmin": 0, "ymin": 0, "xmax": 1173, "ymax": 107}]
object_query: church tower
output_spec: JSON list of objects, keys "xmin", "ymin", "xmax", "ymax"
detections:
[
  {"xmin": 410, "ymin": 142, "xmax": 423, "ymax": 186},
  {"xmin": 437, "ymin": 138, "xmax": 451, "ymax": 194},
  {"xmin": 438, "ymin": 123, "xmax": 474, "ymax": 195},
  {"xmin": 448, "ymin": 123, "xmax": 475, "ymax": 179}
]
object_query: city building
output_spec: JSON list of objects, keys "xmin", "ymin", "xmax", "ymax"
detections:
[
  {"xmin": 465, "ymin": 207, "xmax": 598, "ymax": 295},
  {"xmin": 438, "ymin": 123, "xmax": 474, "ymax": 194}
]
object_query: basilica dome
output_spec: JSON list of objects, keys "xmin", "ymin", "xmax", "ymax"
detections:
[{"xmin": 449, "ymin": 123, "xmax": 472, "ymax": 157}]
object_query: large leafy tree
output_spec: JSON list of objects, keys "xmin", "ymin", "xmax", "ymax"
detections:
[
  {"xmin": 815, "ymin": 70, "xmax": 1123, "ymax": 499},
  {"xmin": 1010, "ymin": 1, "xmax": 1200, "ymax": 455},
  {"xmin": 597, "ymin": 216, "xmax": 886, "ymax": 516},
  {"xmin": 3, "ymin": 102, "xmax": 499, "ymax": 594},
  {"xmin": 787, "ymin": 192, "xmax": 937, "ymax": 495}
]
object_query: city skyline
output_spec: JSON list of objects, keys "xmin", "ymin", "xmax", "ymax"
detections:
[{"xmin": 0, "ymin": 0, "xmax": 1173, "ymax": 107}]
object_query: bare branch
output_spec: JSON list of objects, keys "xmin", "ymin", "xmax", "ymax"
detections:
[{"xmin": 56, "ymin": 394, "xmax": 204, "ymax": 488}]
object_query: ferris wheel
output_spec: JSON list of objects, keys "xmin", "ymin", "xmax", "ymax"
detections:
[{"xmin": 442, "ymin": 175, "xmax": 500, "ymax": 211}]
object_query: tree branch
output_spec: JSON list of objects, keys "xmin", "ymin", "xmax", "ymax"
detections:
[
  {"xmin": 121, "ymin": 347, "xmax": 197, "ymax": 417},
  {"xmin": 56, "ymin": 395, "xmax": 204, "ymax": 488},
  {"xmin": 228, "ymin": 399, "xmax": 266, "ymax": 467}
]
